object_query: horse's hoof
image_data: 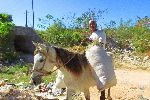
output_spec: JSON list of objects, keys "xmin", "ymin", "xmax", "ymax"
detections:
[{"xmin": 107, "ymin": 96, "xmax": 112, "ymax": 100}]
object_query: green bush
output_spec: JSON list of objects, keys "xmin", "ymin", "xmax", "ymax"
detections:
[
  {"xmin": 105, "ymin": 18, "xmax": 150, "ymax": 53},
  {"xmin": 0, "ymin": 13, "xmax": 16, "ymax": 62},
  {"xmin": 131, "ymin": 26, "xmax": 150, "ymax": 52},
  {"xmin": 38, "ymin": 20, "xmax": 85, "ymax": 47}
]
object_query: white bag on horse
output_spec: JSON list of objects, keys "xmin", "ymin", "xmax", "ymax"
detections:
[
  {"xmin": 86, "ymin": 45, "xmax": 117, "ymax": 91},
  {"xmin": 52, "ymin": 69, "xmax": 66, "ymax": 92}
]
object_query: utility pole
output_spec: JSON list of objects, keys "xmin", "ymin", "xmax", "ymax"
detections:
[
  {"xmin": 32, "ymin": 0, "xmax": 34, "ymax": 28},
  {"xmin": 25, "ymin": 10, "xmax": 28, "ymax": 27}
]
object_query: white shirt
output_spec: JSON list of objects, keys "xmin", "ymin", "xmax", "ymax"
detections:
[{"xmin": 89, "ymin": 29, "xmax": 106, "ymax": 48}]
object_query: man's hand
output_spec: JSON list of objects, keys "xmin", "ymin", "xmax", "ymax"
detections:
[
  {"xmin": 81, "ymin": 38, "xmax": 88, "ymax": 42},
  {"xmin": 81, "ymin": 38, "xmax": 91, "ymax": 46},
  {"xmin": 99, "ymin": 37, "xmax": 102, "ymax": 43}
]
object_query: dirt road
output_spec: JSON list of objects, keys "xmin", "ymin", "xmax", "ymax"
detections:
[
  {"xmin": 1, "ymin": 68, "xmax": 150, "ymax": 100},
  {"xmin": 90, "ymin": 68, "xmax": 150, "ymax": 100}
]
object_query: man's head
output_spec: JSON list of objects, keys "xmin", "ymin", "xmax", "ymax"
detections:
[{"xmin": 89, "ymin": 20, "xmax": 97, "ymax": 32}]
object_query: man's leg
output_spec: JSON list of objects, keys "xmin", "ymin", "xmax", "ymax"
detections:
[{"xmin": 100, "ymin": 90, "xmax": 105, "ymax": 100}]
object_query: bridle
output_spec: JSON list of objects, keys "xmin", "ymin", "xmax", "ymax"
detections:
[{"xmin": 32, "ymin": 47, "xmax": 59, "ymax": 76}]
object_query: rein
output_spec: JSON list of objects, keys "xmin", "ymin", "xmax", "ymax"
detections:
[{"xmin": 32, "ymin": 66, "xmax": 59, "ymax": 76}]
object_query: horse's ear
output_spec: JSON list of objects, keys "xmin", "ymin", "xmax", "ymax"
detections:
[
  {"xmin": 42, "ymin": 42, "xmax": 49, "ymax": 53},
  {"xmin": 32, "ymin": 41, "xmax": 38, "ymax": 47},
  {"xmin": 43, "ymin": 42, "xmax": 49, "ymax": 47}
]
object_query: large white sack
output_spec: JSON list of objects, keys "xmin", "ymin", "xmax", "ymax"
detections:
[
  {"xmin": 86, "ymin": 45, "xmax": 117, "ymax": 91},
  {"xmin": 52, "ymin": 70, "xmax": 66, "ymax": 90}
]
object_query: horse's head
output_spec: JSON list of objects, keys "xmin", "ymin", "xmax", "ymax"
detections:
[{"xmin": 30, "ymin": 42, "xmax": 57, "ymax": 85}]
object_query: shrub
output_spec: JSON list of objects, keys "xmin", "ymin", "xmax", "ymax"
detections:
[
  {"xmin": 105, "ymin": 18, "xmax": 150, "ymax": 53},
  {"xmin": 38, "ymin": 20, "xmax": 85, "ymax": 47},
  {"xmin": 0, "ymin": 13, "xmax": 16, "ymax": 62}
]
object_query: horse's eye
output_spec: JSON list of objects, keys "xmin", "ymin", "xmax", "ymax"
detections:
[{"xmin": 39, "ymin": 59, "xmax": 44, "ymax": 63}]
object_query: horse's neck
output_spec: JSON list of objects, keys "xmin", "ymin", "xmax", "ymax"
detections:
[
  {"xmin": 54, "ymin": 47, "xmax": 76, "ymax": 64},
  {"xmin": 54, "ymin": 47, "xmax": 88, "ymax": 76},
  {"xmin": 58, "ymin": 65, "xmax": 72, "ymax": 76}
]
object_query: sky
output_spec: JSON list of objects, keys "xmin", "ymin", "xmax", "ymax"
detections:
[{"xmin": 0, "ymin": 0, "xmax": 150, "ymax": 29}]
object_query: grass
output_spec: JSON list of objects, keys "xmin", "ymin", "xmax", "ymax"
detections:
[{"xmin": 0, "ymin": 64, "xmax": 56, "ymax": 86}]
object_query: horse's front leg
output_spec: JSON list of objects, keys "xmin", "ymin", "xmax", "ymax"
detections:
[
  {"xmin": 84, "ymin": 89, "xmax": 90, "ymax": 100},
  {"xmin": 66, "ymin": 88, "xmax": 76, "ymax": 100},
  {"xmin": 100, "ymin": 90, "xmax": 105, "ymax": 100}
]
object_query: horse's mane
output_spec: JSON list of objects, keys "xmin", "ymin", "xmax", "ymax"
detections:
[{"xmin": 53, "ymin": 46, "xmax": 89, "ymax": 76}]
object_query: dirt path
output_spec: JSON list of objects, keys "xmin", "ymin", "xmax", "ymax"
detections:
[
  {"xmin": 90, "ymin": 68, "xmax": 150, "ymax": 100},
  {"xmin": 1, "ymin": 68, "xmax": 150, "ymax": 100}
]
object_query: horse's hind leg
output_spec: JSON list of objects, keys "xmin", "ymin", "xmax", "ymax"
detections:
[
  {"xmin": 100, "ymin": 90, "xmax": 105, "ymax": 100},
  {"xmin": 107, "ymin": 88, "xmax": 112, "ymax": 100}
]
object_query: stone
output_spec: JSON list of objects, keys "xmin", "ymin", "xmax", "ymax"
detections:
[{"xmin": 13, "ymin": 26, "xmax": 43, "ymax": 54}]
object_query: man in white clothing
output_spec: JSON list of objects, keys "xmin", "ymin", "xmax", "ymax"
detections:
[
  {"xmin": 86, "ymin": 20, "xmax": 117, "ymax": 100},
  {"xmin": 88, "ymin": 20, "xmax": 106, "ymax": 49}
]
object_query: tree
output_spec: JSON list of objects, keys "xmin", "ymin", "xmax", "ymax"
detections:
[
  {"xmin": 136, "ymin": 16, "xmax": 150, "ymax": 28},
  {"xmin": 0, "ymin": 13, "xmax": 15, "ymax": 62},
  {"xmin": 37, "ymin": 8, "xmax": 106, "ymax": 30},
  {"xmin": 73, "ymin": 8, "xmax": 106, "ymax": 29}
]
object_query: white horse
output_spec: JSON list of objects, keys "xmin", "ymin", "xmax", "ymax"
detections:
[{"xmin": 30, "ymin": 43, "xmax": 116, "ymax": 100}]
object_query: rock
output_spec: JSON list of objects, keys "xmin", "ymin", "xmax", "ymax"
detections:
[
  {"xmin": 13, "ymin": 26, "xmax": 43, "ymax": 54},
  {"xmin": 0, "ymin": 64, "xmax": 2, "ymax": 67},
  {"xmin": 19, "ymin": 53, "xmax": 34, "ymax": 63}
]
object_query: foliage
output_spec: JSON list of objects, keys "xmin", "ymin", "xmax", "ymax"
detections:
[
  {"xmin": 105, "ymin": 17, "xmax": 150, "ymax": 53},
  {"xmin": 38, "ymin": 20, "xmax": 85, "ymax": 47},
  {"xmin": 37, "ymin": 9, "xmax": 150, "ymax": 53},
  {"xmin": 0, "ymin": 13, "xmax": 13, "ymax": 36},
  {"xmin": 37, "ymin": 9, "xmax": 106, "ymax": 47},
  {"xmin": 37, "ymin": 9, "xmax": 106, "ymax": 30},
  {"xmin": 0, "ymin": 13, "xmax": 16, "ymax": 61},
  {"xmin": 136, "ymin": 16, "xmax": 150, "ymax": 28},
  {"xmin": 72, "ymin": 8, "xmax": 106, "ymax": 29}
]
